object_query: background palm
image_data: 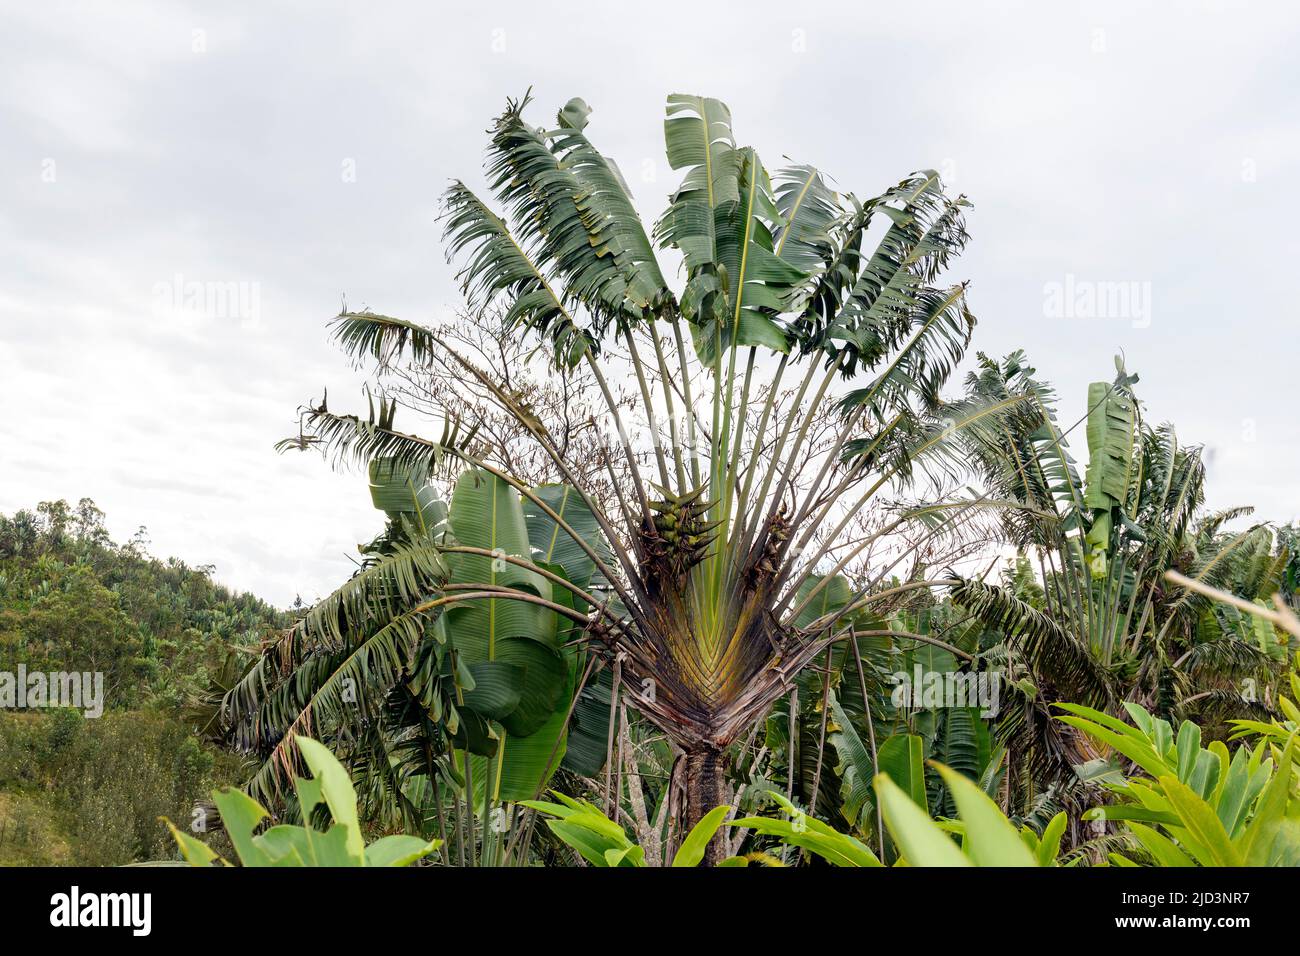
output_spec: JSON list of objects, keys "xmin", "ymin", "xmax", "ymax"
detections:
[{"xmin": 950, "ymin": 351, "xmax": 1292, "ymax": 814}]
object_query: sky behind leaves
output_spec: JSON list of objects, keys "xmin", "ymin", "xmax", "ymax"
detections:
[{"xmin": 2, "ymin": 0, "xmax": 1296, "ymax": 607}]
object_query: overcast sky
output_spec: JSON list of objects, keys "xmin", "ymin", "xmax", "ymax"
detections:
[{"xmin": 2, "ymin": 0, "xmax": 1297, "ymax": 608}]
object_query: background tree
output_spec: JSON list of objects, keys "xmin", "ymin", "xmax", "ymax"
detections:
[
  {"xmin": 0, "ymin": 498, "xmax": 284, "ymax": 865},
  {"xmin": 950, "ymin": 352, "xmax": 1294, "ymax": 824}
]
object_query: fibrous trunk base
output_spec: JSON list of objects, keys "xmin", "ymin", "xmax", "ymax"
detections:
[{"xmin": 683, "ymin": 745, "xmax": 725, "ymax": 866}]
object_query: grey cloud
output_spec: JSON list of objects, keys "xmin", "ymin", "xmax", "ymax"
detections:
[{"xmin": 2, "ymin": 0, "xmax": 1297, "ymax": 606}]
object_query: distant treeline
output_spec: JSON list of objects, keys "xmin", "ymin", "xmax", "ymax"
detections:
[
  {"xmin": 0, "ymin": 498, "xmax": 285, "ymax": 865},
  {"xmin": 0, "ymin": 498, "xmax": 286, "ymax": 712}
]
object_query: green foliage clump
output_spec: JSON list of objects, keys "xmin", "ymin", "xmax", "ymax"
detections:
[
  {"xmin": 0, "ymin": 709, "xmax": 243, "ymax": 865},
  {"xmin": 0, "ymin": 498, "xmax": 283, "ymax": 866},
  {"xmin": 0, "ymin": 497, "xmax": 286, "ymax": 712},
  {"xmin": 1063, "ymin": 700, "xmax": 1300, "ymax": 866},
  {"xmin": 167, "ymin": 737, "xmax": 438, "ymax": 867}
]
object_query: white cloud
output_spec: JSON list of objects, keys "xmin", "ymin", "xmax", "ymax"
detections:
[{"xmin": 2, "ymin": 0, "xmax": 1297, "ymax": 606}]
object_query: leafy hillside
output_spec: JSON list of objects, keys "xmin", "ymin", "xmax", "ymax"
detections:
[{"xmin": 0, "ymin": 498, "xmax": 286, "ymax": 865}]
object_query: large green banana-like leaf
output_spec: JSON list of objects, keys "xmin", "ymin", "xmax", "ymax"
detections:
[
  {"xmin": 654, "ymin": 94, "xmax": 742, "ymax": 341},
  {"xmin": 1084, "ymin": 380, "xmax": 1138, "ymax": 511},
  {"xmin": 528, "ymin": 552, "xmax": 612, "ymax": 779},
  {"xmin": 792, "ymin": 572, "xmax": 853, "ymax": 629},
  {"xmin": 685, "ymin": 149, "xmax": 810, "ymax": 364},
  {"xmin": 827, "ymin": 693, "xmax": 874, "ymax": 825},
  {"xmin": 523, "ymin": 483, "xmax": 606, "ymax": 589},
  {"xmin": 1082, "ymin": 377, "xmax": 1140, "ymax": 573},
  {"xmin": 446, "ymin": 469, "xmax": 564, "ymax": 740},
  {"xmin": 444, "ymin": 469, "xmax": 585, "ymax": 801},
  {"xmin": 442, "ymin": 183, "xmax": 590, "ymax": 364},
  {"xmin": 560, "ymin": 664, "xmax": 613, "ymax": 777},
  {"xmin": 454, "ymin": 659, "xmax": 572, "ymax": 802},
  {"xmin": 487, "ymin": 97, "xmax": 643, "ymax": 325},
  {"xmin": 936, "ymin": 706, "xmax": 990, "ymax": 812},
  {"xmin": 657, "ymin": 94, "xmax": 740, "ymax": 268},
  {"xmin": 461, "ymin": 660, "xmax": 525, "ymax": 720},
  {"xmin": 932, "ymin": 763, "xmax": 1038, "ymax": 866},
  {"xmin": 838, "ymin": 283, "xmax": 975, "ymax": 422},
  {"xmin": 447, "ymin": 469, "xmax": 553, "ymax": 655},
  {"xmin": 873, "ymin": 772, "xmax": 970, "ymax": 866},
  {"xmin": 368, "ymin": 458, "xmax": 445, "ymax": 533},
  {"xmin": 550, "ymin": 98, "xmax": 671, "ymax": 313},
  {"xmin": 717, "ymin": 150, "xmax": 806, "ymax": 356},
  {"xmin": 489, "ymin": 637, "xmax": 567, "ymax": 739},
  {"xmin": 773, "ymin": 164, "xmax": 841, "ymax": 271},
  {"xmin": 482, "ymin": 659, "xmax": 574, "ymax": 803},
  {"xmin": 827, "ymin": 174, "xmax": 968, "ymax": 371},
  {"xmin": 904, "ymin": 630, "xmax": 959, "ymax": 681},
  {"xmin": 877, "ymin": 733, "xmax": 927, "ymax": 808}
]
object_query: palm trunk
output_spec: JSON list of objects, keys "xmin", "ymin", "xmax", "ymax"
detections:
[{"xmin": 683, "ymin": 744, "xmax": 725, "ymax": 866}]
